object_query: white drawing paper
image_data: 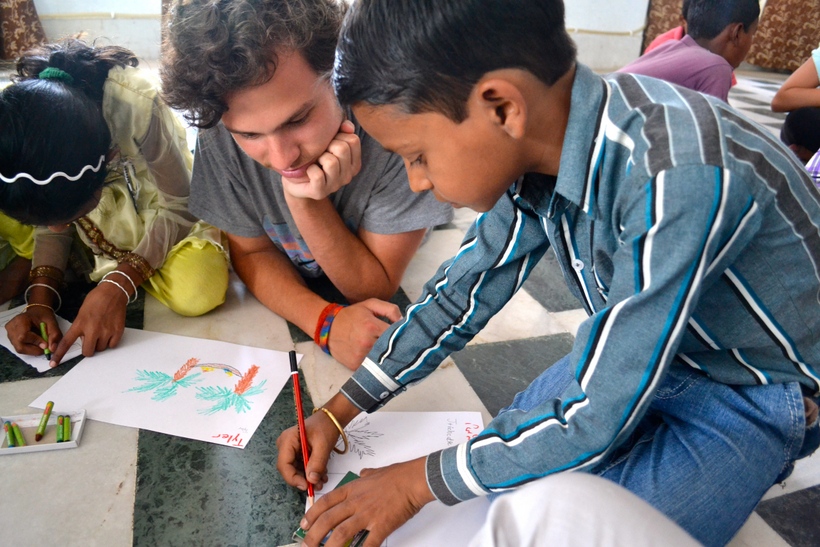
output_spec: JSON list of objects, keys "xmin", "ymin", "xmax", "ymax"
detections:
[
  {"xmin": 0, "ymin": 304, "xmax": 83, "ymax": 372},
  {"xmin": 30, "ymin": 327, "xmax": 294, "ymax": 448},
  {"xmin": 317, "ymin": 411, "xmax": 490, "ymax": 546}
]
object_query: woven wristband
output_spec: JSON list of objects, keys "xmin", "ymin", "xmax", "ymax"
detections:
[{"xmin": 313, "ymin": 303, "xmax": 345, "ymax": 355}]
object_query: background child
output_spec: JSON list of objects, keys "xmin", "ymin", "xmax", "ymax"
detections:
[
  {"xmin": 772, "ymin": 44, "xmax": 820, "ymax": 163},
  {"xmin": 619, "ymin": 0, "xmax": 757, "ymax": 102},
  {"xmin": 0, "ymin": 40, "xmax": 228, "ymax": 366}
]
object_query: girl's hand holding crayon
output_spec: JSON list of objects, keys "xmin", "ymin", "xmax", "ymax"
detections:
[{"xmin": 5, "ymin": 306, "xmax": 61, "ymax": 358}]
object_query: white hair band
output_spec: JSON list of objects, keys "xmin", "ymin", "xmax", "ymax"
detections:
[{"xmin": 0, "ymin": 154, "xmax": 106, "ymax": 185}]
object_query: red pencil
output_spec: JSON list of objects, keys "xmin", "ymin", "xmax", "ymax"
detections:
[{"xmin": 290, "ymin": 350, "xmax": 314, "ymax": 506}]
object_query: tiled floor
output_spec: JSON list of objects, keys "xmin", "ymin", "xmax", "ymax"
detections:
[
  {"xmin": 2, "ymin": 66, "xmax": 819, "ymax": 546},
  {"xmin": 729, "ymin": 64, "xmax": 789, "ymax": 136}
]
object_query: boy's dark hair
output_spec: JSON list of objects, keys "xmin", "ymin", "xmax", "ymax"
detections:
[
  {"xmin": 686, "ymin": 0, "xmax": 760, "ymax": 40},
  {"xmin": 333, "ymin": 0, "xmax": 576, "ymax": 123},
  {"xmin": 682, "ymin": 0, "xmax": 692, "ymax": 20},
  {"xmin": 161, "ymin": 0, "xmax": 345, "ymax": 129},
  {"xmin": 0, "ymin": 40, "xmax": 131, "ymax": 225}
]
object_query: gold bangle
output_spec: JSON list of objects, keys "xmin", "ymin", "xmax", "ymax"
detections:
[
  {"xmin": 118, "ymin": 252, "xmax": 154, "ymax": 280},
  {"xmin": 313, "ymin": 407, "xmax": 349, "ymax": 454},
  {"xmin": 28, "ymin": 265, "xmax": 64, "ymax": 285},
  {"xmin": 24, "ymin": 303, "xmax": 55, "ymax": 314}
]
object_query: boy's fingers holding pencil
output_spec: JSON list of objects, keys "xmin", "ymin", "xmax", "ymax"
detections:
[
  {"xmin": 276, "ymin": 425, "xmax": 310, "ymax": 490},
  {"xmin": 276, "ymin": 414, "xmax": 337, "ymax": 490},
  {"xmin": 303, "ymin": 412, "xmax": 337, "ymax": 488}
]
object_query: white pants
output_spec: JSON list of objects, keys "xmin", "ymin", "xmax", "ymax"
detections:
[{"xmin": 469, "ymin": 473, "xmax": 700, "ymax": 547}]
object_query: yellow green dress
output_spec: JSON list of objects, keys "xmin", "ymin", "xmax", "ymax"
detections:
[
  {"xmin": 32, "ymin": 65, "xmax": 228, "ymax": 316},
  {"xmin": 0, "ymin": 213, "xmax": 34, "ymax": 269}
]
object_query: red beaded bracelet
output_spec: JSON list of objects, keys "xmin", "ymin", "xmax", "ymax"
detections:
[{"xmin": 313, "ymin": 303, "xmax": 345, "ymax": 354}]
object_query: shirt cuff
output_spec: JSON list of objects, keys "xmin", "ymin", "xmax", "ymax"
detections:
[
  {"xmin": 340, "ymin": 357, "xmax": 407, "ymax": 412},
  {"xmin": 425, "ymin": 444, "xmax": 488, "ymax": 506}
]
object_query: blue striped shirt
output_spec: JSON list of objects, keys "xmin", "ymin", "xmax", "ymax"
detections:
[{"xmin": 340, "ymin": 64, "xmax": 820, "ymax": 505}]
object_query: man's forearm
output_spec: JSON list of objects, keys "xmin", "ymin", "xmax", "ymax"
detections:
[
  {"xmin": 772, "ymin": 88, "xmax": 820, "ymax": 112},
  {"xmin": 230, "ymin": 245, "xmax": 328, "ymax": 336},
  {"xmin": 285, "ymin": 195, "xmax": 395, "ymax": 302}
]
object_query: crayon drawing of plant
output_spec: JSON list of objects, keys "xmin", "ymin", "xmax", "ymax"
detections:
[
  {"xmin": 195, "ymin": 364, "xmax": 267, "ymax": 415},
  {"xmin": 127, "ymin": 357, "xmax": 249, "ymax": 403},
  {"xmin": 343, "ymin": 415, "xmax": 383, "ymax": 460},
  {"xmin": 127, "ymin": 357, "xmax": 204, "ymax": 401}
]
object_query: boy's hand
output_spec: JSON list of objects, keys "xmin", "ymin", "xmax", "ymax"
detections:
[
  {"xmin": 329, "ymin": 299, "xmax": 402, "ymax": 370},
  {"xmin": 282, "ymin": 119, "xmax": 361, "ymax": 200},
  {"xmin": 299, "ymin": 457, "xmax": 434, "ymax": 547},
  {"xmin": 277, "ymin": 410, "xmax": 338, "ymax": 492},
  {"xmin": 277, "ymin": 394, "xmax": 362, "ymax": 494}
]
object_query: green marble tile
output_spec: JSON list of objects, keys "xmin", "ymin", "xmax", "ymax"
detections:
[{"xmin": 133, "ymin": 374, "xmax": 313, "ymax": 547}]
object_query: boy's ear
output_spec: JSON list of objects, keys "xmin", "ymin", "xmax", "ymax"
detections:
[
  {"xmin": 473, "ymin": 78, "xmax": 527, "ymax": 140},
  {"xmin": 727, "ymin": 22, "xmax": 745, "ymax": 44}
]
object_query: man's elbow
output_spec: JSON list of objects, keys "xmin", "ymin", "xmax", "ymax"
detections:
[
  {"xmin": 342, "ymin": 278, "xmax": 400, "ymax": 304},
  {"xmin": 771, "ymin": 93, "xmax": 789, "ymax": 112}
]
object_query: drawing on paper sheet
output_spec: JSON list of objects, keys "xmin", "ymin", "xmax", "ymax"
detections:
[
  {"xmin": 338, "ymin": 414, "xmax": 384, "ymax": 460},
  {"xmin": 127, "ymin": 357, "xmax": 267, "ymax": 414}
]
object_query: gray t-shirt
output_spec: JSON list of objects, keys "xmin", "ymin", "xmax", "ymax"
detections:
[{"xmin": 189, "ymin": 117, "xmax": 452, "ymax": 278}]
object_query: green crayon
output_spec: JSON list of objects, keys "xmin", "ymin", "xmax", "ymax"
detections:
[
  {"xmin": 3, "ymin": 421, "xmax": 14, "ymax": 448},
  {"xmin": 11, "ymin": 422, "xmax": 26, "ymax": 446},
  {"xmin": 56, "ymin": 416, "xmax": 64, "ymax": 443},
  {"xmin": 39, "ymin": 322, "xmax": 52, "ymax": 359},
  {"xmin": 63, "ymin": 415, "xmax": 71, "ymax": 442},
  {"xmin": 35, "ymin": 401, "xmax": 54, "ymax": 442}
]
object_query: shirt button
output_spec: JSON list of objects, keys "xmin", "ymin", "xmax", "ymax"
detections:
[
  {"xmin": 573, "ymin": 259, "xmax": 584, "ymax": 271},
  {"xmin": 379, "ymin": 391, "xmax": 389, "ymax": 399}
]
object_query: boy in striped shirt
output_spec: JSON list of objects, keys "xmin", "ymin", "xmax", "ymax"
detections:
[{"xmin": 277, "ymin": 1, "xmax": 820, "ymax": 545}]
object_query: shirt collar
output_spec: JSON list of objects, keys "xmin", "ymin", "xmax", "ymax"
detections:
[{"xmin": 553, "ymin": 63, "xmax": 608, "ymax": 217}]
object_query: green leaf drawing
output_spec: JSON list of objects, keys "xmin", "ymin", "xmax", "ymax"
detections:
[
  {"xmin": 195, "ymin": 380, "xmax": 267, "ymax": 415},
  {"xmin": 127, "ymin": 370, "xmax": 173, "ymax": 393},
  {"xmin": 126, "ymin": 370, "xmax": 202, "ymax": 401}
]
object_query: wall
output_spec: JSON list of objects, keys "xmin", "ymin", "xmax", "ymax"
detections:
[
  {"xmin": 566, "ymin": 0, "xmax": 651, "ymax": 72},
  {"xmin": 31, "ymin": 0, "xmax": 654, "ymax": 68},
  {"xmin": 33, "ymin": 0, "xmax": 161, "ymax": 60}
]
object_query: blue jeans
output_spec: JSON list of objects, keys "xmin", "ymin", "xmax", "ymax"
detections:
[{"xmin": 497, "ymin": 355, "xmax": 820, "ymax": 547}]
